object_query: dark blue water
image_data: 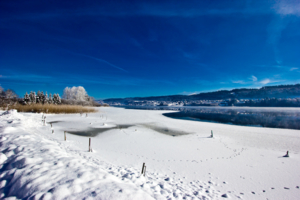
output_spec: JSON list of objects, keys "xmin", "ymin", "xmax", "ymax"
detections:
[{"xmin": 116, "ymin": 106, "xmax": 300, "ymax": 130}]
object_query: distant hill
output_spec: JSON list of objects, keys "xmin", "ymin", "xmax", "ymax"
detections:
[{"xmin": 103, "ymin": 83, "xmax": 300, "ymax": 104}]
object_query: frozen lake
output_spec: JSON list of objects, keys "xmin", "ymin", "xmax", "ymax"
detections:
[{"xmin": 117, "ymin": 106, "xmax": 300, "ymax": 130}]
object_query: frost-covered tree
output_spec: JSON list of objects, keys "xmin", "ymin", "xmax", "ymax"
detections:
[
  {"xmin": 57, "ymin": 94, "xmax": 61, "ymax": 104},
  {"xmin": 53, "ymin": 94, "xmax": 57, "ymax": 104},
  {"xmin": 24, "ymin": 92, "xmax": 30, "ymax": 104},
  {"xmin": 44, "ymin": 92, "xmax": 48, "ymax": 104},
  {"xmin": 53, "ymin": 93, "xmax": 61, "ymax": 104},
  {"xmin": 48, "ymin": 93, "xmax": 53, "ymax": 104},
  {"xmin": 29, "ymin": 92, "xmax": 36, "ymax": 103},
  {"xmin": 63, "ymin": 87, "xmax": 72, "ymax": 100},
  {"xmin": 74, "ymin": 86, "xmax": 87, "ymax": 101},
  {"xmin": 40, "ymin": 91, "xmax": 45, "ymax": 104},
  {"xmin": 63, "ymin": 86, "xmax": 88, "ymax": 101},
  {"xmin": 36, "ymin": 91, "xmax": 41, "ymax": 103},
  {"xmin": 5, "ymin": 89, "xmax": 18, "ymax": 99}
]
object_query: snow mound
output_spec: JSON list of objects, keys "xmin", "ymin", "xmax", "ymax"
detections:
[{"xmin": 0, "ymin": 111, "xmax": 154, "ymax": 200}]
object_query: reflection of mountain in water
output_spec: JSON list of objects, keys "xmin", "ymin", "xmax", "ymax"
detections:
[{"xmin": 121, "ymin": 106, "xmax": 300, "ymax": 130}]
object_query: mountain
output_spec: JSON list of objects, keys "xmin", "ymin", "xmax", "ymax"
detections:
[{"xmin": 103, "ymin": 83, "xmax": 300, "ymax": 105}]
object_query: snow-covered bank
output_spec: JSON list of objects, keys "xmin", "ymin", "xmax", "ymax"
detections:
[{"xmin": 1, "ymin": 107, "xmax": 300, "ymax": 199}]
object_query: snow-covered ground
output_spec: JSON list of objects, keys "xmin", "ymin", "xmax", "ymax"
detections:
[{"xmin": 0, "ymin": 107, "xmax": 299, "ymax": 199}]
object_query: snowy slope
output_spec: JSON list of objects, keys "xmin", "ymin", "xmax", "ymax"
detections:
[{"xmin": 1, "ymin": 108, "xmax": 300, "ymax": 200}]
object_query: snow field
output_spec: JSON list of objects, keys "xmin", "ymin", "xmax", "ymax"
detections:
[{"xmin": 1, "ymin": 107, "xmax": 300, "ymax": 199}]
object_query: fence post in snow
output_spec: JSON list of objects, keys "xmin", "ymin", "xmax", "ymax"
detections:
[
  {"xmin": 86, "ymin": 113, "xmax": 88, "ymax": 117},
  {"xmin": 144, "ymin": 166, "xmax": 146, "ymax": 177},
  {"xmin": 211, "ymin": 130, "xmax": 213, "ymax": 138},
  {"xmin": 284, "ymin": 151, "xmax": 289, "ymax": 157},
  {"xmin": 64, "ymin": 131, "xmax": 66, "ymax": 141},
  {"xmin": 52, "ymin": 130, "xmax": 54, "ymax": 134},
  {"xmin": 50, "ymin": 123, "xmax": 52, "ymax": 127},
  {"xmin": 141, "ymin": 163, "xmax": 145, "ymax": 174},
  {"xmin": 89, "ymin": 138, "xmax": 91, "ymax": 152}
]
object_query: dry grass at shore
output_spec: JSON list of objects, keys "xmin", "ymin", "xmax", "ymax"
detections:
[{"xmin": 10, "ymin": 104, "xmax": 96, "ymax": 114}]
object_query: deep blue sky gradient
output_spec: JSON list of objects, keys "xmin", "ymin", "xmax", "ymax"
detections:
[{"xmin": 1, "ymin": 0, "xmax": 300, "ymax": 99}]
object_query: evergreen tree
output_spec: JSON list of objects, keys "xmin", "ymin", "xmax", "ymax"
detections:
[
  {"xmin": 53, "ymin": 93, "xmax": 61, "ymax": 104},
  {"xmin": 29, "ymin": 91, "xmax": 36, "ymax": 104},
  {"xmin": 48, "ymin": 93, "xmax": 53, "ymax": 104},
  {"xmin": 24, "ymin": 92, "xmax": 30, "ymax": 104},
  {"xmin": 40, "ymin": 91, "xmax": 45, "ymax": 104},
  {"xmin": 36, "ymin": 91, "xmax": 41, "ymax": 103},
  {"xmin": 44, "ymin": 92, "xmax": 48, "ymax": 104},
  {"xmin": 56, "ymin": 93, "xmax": 61, "ymax": 104}
]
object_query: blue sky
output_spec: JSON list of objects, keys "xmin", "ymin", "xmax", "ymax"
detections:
[{"xmin": 1, "ymin": 0, "xmax": 300, "ymax": 99}]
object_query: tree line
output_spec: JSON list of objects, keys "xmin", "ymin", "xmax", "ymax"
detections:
[{"xmin": 24, "ymin": 91, "xmax": 61, "ymax": 105}]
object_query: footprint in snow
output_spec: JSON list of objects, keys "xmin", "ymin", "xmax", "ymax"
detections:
[{"xmin": 221, "ymin": 194, "xmax": 228, "ymax": 198}]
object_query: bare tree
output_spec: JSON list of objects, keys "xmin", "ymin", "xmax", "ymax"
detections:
[
  {"xmin": 5, "ymin": 89, "xmax": 18, "ymax": 99},
  {"xmin": 63, "ymin": 86, "xmax": 88, "ymax": 101}
]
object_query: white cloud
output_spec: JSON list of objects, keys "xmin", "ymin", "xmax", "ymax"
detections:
[
  {"xmin": 232, "ymin": 80, "xmax": 246, "ymax": 84},
  {"xmin": 249, "ymin": 75, "xmax": 257, "ymax": 82},
  {"xmin": 290, "ymin": 67, "xmax": 299, "ymax": 71},
  {"xmin": 260, "ymin": 78, "xmax": 271, "ymax": 85},
  {"xmin": 267, "ymin": 0, "xmax": 300, "ymax": 65},
  {"xmin": 273, "ymin": 0, "xmax": 300, "ymax": 16},
  {"xmin": 259, "ymin": 78, "xmax": 284, "ymax": 85}
]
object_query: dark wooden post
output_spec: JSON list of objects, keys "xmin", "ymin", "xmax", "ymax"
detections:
[
  {"xmin": 64, "ymin": 131, "xmax": 66, "ymax": 141},
  {"xmin": 141, "ymin": 163, "xmax": 145, "ymax": 174},
  {"xmin": 144, "ymin": 166, "xmax": 146, "ymax": 176},
  {"xmin": 284, "ymin": 151, "xmax": 289, "ymax": 157},
  {"xmin": 89, "ymin": 138, "xmax": 91, "ymax": 152},
  {"xmin": 52, "ymin": 130, "xmax": 54, "ymax": 134}
]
